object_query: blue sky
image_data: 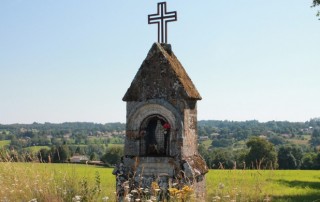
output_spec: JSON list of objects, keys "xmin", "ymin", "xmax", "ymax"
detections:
[{"xmin": 0, "ymin": 1, "xmax": 319, "ymax": 124}]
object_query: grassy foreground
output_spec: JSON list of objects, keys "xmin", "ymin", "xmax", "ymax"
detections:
[{"xmin": 0, "ymin": 163, "xmax": 319, "ymax": 202}]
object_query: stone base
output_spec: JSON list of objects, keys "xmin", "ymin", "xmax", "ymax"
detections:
[
  {"xmin": 113, "ymin": 156, "xmax": 207, "ymax": 201},
  {"xmin": 135, "ymin": 157, "xmax": 177, "ymax": 177}
]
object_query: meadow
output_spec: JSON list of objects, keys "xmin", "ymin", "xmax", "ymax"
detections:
[
  {"xmin": 0, "ymin": 163, "xmax": 319, "ymax": 202},
  {"xmin": 0, "ymin": 140, "xmax": 10, "ymax": 148}
]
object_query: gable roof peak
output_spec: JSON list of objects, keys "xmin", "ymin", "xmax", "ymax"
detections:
[{"xmin": 123, "ymin": 43, "xmax": 201, "ymax": 101}]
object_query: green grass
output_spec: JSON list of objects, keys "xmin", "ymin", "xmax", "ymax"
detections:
[
  {"xmin": 25, "ymin": 146, "xmax": 51, "ymax": 153},
  {"xmin": 0, "ymin": 163, "xmax": 116, "ymax": 201},
  {"xmin": 0, "ymin": 163, "xmax": 319, "ymax": 201},
  {"xmin": 0, "ymin": 140, "xmax": 10, "ymax": 148},
  {"xmin": 207, "ymin": 170, "xmax": 320, "ymax": 202},
  {"xmin": 108, "ymin": 143, "xmax": 124, "ymax": 148}
]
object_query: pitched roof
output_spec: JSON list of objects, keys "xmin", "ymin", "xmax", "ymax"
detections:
[{"xmin": 123, "ymin": 43, "xmax": 201, "ymax": 101}]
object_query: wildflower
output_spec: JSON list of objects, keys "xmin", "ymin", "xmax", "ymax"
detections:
[
  {"xmin": 182, "ymin": 185, "xmax": 193, "ymax": 193},
  {"xmin": 28, "ymin": 199, "xmax": 37, "ymax": 202},
  {"xmin": 151, "ymin": 182, "xmax": 159, "ymax": 190},
  {"xmin": 72, "ymin": 195, "xmax": 82, "ymax": 202},
  {"xmin": 124, "ymin": 196, "xmax": 131, "ymax": 202},
  {"xmin": 102, "ymin": 196, "xmax": 109, "ymax": 202},
  {"xmin": 168, "ymin": 187, "xmax": 179, "ymax": 195},
  {"xmin": 263, "ymin": 197, "xmax": 271, "ymax": 201},
  {"xmin": 218, "ymin": 183, "xmax": 225, "ymax": 189}
]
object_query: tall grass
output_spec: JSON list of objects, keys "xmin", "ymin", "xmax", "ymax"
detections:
[
  {"xmin": 206, "ymin": 169, "xmax": 320, "ymax": 202},
  {"xmin": 0, "ymin": 162, "xmax": 319, "ymax": 201},
  {"xmin": 0, "ymin": 163, "xmax": 115, "ymax": 201}
]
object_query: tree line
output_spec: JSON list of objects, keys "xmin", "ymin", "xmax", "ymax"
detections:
[
  {"xmin": 1, "ymin": 119, "xmax": 320, "ymax": 169},
  {"xmin": 198, "ymin": 118, "xmax": 320, "ymax": 170}
]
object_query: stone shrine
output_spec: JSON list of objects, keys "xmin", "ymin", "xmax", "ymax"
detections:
[{"xmin": 113, "ymin": 43, "xmax": 208, "ymax": 201}]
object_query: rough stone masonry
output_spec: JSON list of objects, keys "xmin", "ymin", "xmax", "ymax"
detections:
[{"xmin": 113, "ymin": 43, "xmax": 208, "ymax": 201}]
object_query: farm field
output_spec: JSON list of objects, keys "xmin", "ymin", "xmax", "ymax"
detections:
[
  {"xmin": 0, "ymin": 163, "xmax": 319, "ymax": 201},
  {"xmin": 26, "ymin": 145, "xmax": 51, "ymax": 153},
  {"xmin": 0, "ymin": 140, "xmax": 10, "ymax": 148}
]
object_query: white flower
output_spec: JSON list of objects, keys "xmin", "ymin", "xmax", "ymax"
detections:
[
  {"xmin": 72, "ymin": 195, "xmax": 82, "ymax": 202},
  {"xmin": 124, "ymin": 196, "xmax": 131, "ymax": 202},
  {"xmin": 263, "ymin": 197, "xmax": 271, "ymax": 201},
  {"xmin": 102, "ymin": 196, "xmax": 109, "ymax": 202}
]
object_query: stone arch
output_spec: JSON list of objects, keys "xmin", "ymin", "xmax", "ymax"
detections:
[
  {"xmin": 139, "ymin": 114, "xmax": 170, "ymax": 156},
  {"xmin": 126, "ymin": 101, "xmax": 183, "ymax": 157}
]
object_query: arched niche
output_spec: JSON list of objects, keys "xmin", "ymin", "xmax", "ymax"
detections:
[
  {"xmin": 126, "ymin": 102, "xmax": 183, "ymax": 157},
  {"xmin": 139, "ymin": 114, "xmax": 171, "ymax": 156}
]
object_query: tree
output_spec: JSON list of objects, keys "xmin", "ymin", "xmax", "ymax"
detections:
[
  {"xmin": 101, "ymin": 146, "xmax": 124, "ymax": 166},
  {"xmin": 301, "ymin": 152, "xmax": 317, "ymax": 169},
  {"xmin": 312, "ymin": 0, "xmax": 320, "ymax": 19},
  {"xmin": 90, "ymin": 152, "xmax": 99, "ymax": 161},
  {"xmin": 37, "ymin": 148, "xmax": 51, "ymax": 163},
  {"xmin": 211, "ymin": 138, "xmax": 233, "ymax": 148},
  {"xmin": 268, "ymin": 136, "xmax": 286, "ymax": 146},
  {"xmin": 52, "ymin": 145, "xmax": 70, "ymax": 163},
  {"xmin": 314, "ymin": 152, "xmax": 320, "ymax": 169},
  {"xmin": 278, "ymin": 145, "xmax": 303, "ymax": 169},
  {"xmin": 245, "ymin": 137, "xmax": 278, "ymax": 169},
  {"xmin": 310, "ymin": 128, "xmax": 320, "ymax": 147}
]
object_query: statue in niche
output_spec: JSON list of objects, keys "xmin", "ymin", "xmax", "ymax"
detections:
[{"xmin": 140, "ymin": 115, "xmax": 170, "ymax": 156}]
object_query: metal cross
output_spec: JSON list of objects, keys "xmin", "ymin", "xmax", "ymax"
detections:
[{"xmin": 148, "ymin": 2, "xmax": 177, "ymax": 44}]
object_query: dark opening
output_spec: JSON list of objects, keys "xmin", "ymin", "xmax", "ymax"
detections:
[{"xmin": 139, "ymin": 115, "xmax": 170, "ymax": 156}]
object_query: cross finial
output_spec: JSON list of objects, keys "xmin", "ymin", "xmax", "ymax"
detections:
[{"xmin": 148, "ymin": 2, "xmax": 177, "ymax": 44}]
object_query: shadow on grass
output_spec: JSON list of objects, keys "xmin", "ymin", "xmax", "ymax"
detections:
[
  {"xmin": 276, "ymin": 179, "xmax": 320, "ymax": 189},
  {"xmin": 273, "ymin": 180, "xmax": 320, "ymax": 202},
  {"xmin": 273, "ymin": 194, "xmax": 320, "ymax": 202}
]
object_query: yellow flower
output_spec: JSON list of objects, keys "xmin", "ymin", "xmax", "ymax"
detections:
[
  {"xmin": 151, "ymin": 182, "xmax": 159, "ymax": 190},
  {"xmin": 182, "ymin": 185, "xmax": 193, "ymax": 193},
  {"xmin": 168, "ymin": 187, "xmax": 179, "ymax": 195}
]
